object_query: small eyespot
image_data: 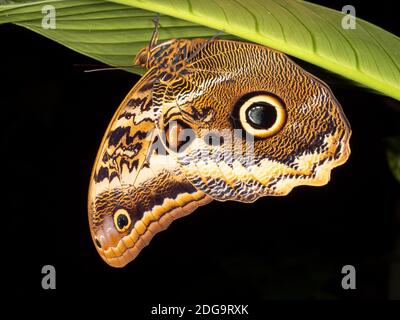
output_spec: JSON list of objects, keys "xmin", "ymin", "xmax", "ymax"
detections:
[
  {"xmin": 238, "ymin": 94, "xmax": 286, "ymax": 138},
  {"xmin": 95, "ymin": 237, "xmax": 102, "ymax": 249},
  {"xmin": 113, "ymin": 208, "xmax": 132, "ymax": 233}
]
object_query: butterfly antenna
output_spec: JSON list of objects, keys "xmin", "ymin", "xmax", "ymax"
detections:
[
  {"xmin": 84, "ymin": 66, "xmax": 136, "ymax": 73},
  {"xmin": 187, "ymin": 30, "xmax": 224, "ymax": 62}
]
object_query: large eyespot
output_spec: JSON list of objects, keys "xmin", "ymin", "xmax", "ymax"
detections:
[
  {"xmin": 238, "ymin": 94, "xmax": 286, "ymax": 138},
  {"xmin": 113, "ymin": 209, "xmax": 132, "ymax": 233}
]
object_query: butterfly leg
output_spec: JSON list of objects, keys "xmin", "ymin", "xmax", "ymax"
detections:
[{"xmin": 149, "ymin": 13, "xmax": 160, "ymax": 51}]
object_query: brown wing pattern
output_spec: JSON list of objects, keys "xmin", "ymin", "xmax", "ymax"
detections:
[
  {"xmin": 88, "ymin": 68, "xmax": 211, "ymax": 268},
  {"xmin": 89, "ymin": 38, "xmax": 351, "ymax": 267}
]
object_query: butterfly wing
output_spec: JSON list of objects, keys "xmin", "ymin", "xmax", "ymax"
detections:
[
  {"xmin": 89, "ymin": 38, "xmax": 351, "ymax": 267},
  {"xmin": 152, "ymin": 39, "xmax": 351, "ymax": 202},
  {"xmin": 88, "ymin": 68, "xmax": 211, "ymax": 268}
]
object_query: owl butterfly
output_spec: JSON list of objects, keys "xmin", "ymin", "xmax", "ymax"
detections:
[{"xmin": 88, "ymin": 23, "xmax": 351, "ymax": 267}]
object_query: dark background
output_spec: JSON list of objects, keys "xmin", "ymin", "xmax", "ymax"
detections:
[{"xmin": 2, "ymin": 0, "xmax": 400, "ymax": 308}]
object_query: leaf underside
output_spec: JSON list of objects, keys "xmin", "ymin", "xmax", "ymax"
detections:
[{"xmin": 0, "ymin": 0, "xmax": 399, "ymax": 100}]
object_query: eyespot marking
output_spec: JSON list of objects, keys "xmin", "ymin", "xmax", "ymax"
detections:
[
  {"xmin": 113, "ymin": 209, "xmax": 132, "ymax": 233},
  {"xmin": 237, "ymin": 93, "xmax": 286, "ymax": 138}
]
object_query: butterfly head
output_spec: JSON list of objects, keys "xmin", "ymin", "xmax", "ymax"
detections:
[
  {"xmin": 135, "ymin": 39, "xmax": 179, "ymax": 69},
  {"xmin": 135, "ymin": 47, "xmax": 149, "ymax": 68}
]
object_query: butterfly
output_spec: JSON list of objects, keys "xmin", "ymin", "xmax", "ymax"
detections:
[{"xmin": 88, "ymin": 21, "xmax": 351, "ymax": 267}]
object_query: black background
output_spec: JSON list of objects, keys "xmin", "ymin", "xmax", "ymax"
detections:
[{"xmin": 2, "ymin": 0, "xmax": 400, "ymax": 308}]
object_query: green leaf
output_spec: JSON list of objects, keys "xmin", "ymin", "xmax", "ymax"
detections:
[
  {"xmin": 1, "ymin": 0, "xmax": 399, "ymax": 101},
  {"xmin": 386, "ymin": 137, "xmax": 400, "ymax": 183},
  {"xmin": 0, "ymin": 0, "xmax": 220, "ymax": 74}
]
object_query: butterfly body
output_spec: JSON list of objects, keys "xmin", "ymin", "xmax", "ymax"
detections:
[{"xmin": 88, "ymin": 37, "xmax": 351, "ymax": 267}]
